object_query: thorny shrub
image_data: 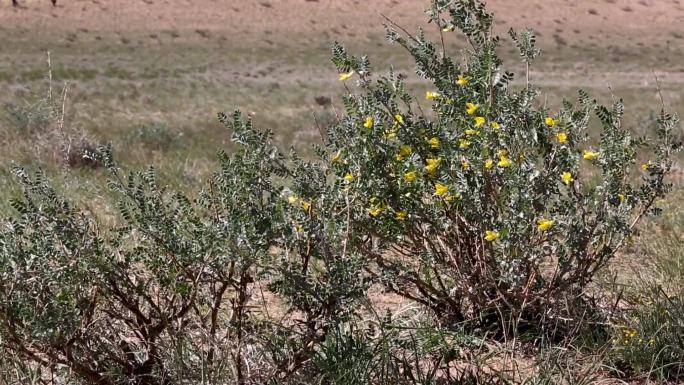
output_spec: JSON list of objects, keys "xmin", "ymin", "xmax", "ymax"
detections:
[{"xmin": 0, "ymin": 0, "xmax": 680, "ymax": 384}]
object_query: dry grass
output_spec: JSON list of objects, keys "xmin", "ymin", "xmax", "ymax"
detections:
[{"xmin": 0, "ymin": 1, "xmax": 683, "ymax": 383}]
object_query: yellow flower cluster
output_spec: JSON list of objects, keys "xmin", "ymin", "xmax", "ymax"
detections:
[
  {"xmin": 537, "ymin": 218, "xmax": 554, "ymax": 231},
  {"xmin": 425, "ymin": 158, "xmax": 442, "ymax": 174},
  {"xmin": 366, "ymin": 197, "xmax": 385, "ymax": 217},
  {"xmin": 583, "ymin": 150, "xmax": 600, "ymax": 161},
  {"xmin": 456, "ymin": 75, "xmax": 469, "ymax": 86},
  {"xmin": 556, "ymin": 132, "xmax": 568, "ymax": 143},
  {"xmin": 561, "ymin": 171, "xmax": 573, "ymax": 185},
  {"xmin": 288, "ymin": 195, "xmax": 311, "ymax": 211},
  {"xmin": 395, "ymin": 145, "xmax": 412, "ymax": 161},
  {"xmin": 434, "ymin": 183, "xmax": 449, "ymax": 196},
  {"xmin": 331, "ymin": 150, "xmax": 342, "ymax": 163},
  {"xmin": 434, "ymin": 182, "xmax": 458, "ymax": 201},
  {"xmin": 428, "ymin": 137, "xmax": 441, "ymax": 149},
  {"xmin": 497, "ymin": 150, "xmax": 512, "ymax": 168},
  {"xmin": 484, "ymin": 230, "xmax": 500, "ymax": 242},
  {"xmin": 364, "ymin": 116, "xmax": 374, "ymax": 129},
  {"xmin": 426, "ymin": 91, "xmax": 440, "ymax": 101},
  {"xmin": 466, "ymin": 102, "xmax": 479, "ymax": 115},
  {"xmin": 339, "ymin": 70, "xmax": 354, "ymax": 81}
]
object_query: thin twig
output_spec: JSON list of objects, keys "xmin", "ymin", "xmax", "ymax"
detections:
[
  {"xmin": 652, "ymin": 70, "xmax": 667, "ymax": 111},
  {"xmin": 46, "ymin": 51, "xmax": 52, "ymax": 101},
  {"xmin": 379, "ymin": 13, "xmax": 420, "ymax": 44}
]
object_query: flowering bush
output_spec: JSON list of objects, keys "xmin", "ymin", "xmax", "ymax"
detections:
[
  {"xmin": 0, "ymin": 0, "xmax": 680, "ymax": 383},
  {"xmin": 325, "ymin": 0, "xmax": 679, "ymax": 333}
]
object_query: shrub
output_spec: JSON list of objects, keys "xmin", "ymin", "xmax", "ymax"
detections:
[
  {"xmin": 324, "ymin": 0, "xmax": 679, "ymax": 336},
  {"xmin": 0, "ymin": 0, "xmax": 680, "ymax": 384},
  {"xmin": 1, "ymin": 64, "xmax": 101, "ymax": 169}
]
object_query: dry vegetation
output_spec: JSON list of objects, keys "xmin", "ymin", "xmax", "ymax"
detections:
[{"xmin": 0, "ymin": 0, "xmax": 683, "ymax": 384}]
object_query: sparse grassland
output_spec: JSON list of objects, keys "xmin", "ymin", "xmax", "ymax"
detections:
[{"xmin": 0, "ymin": 0, "xmax": 683, "ymax": 383}]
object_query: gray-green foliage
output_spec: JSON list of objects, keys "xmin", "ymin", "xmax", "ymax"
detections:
[
  {"xmin": 0, "ymin": 0, "xmax": 681, "ymax": 384},
  {"xmin": 326, "ymin": 0, "xmax": 679, "ymax": 335}
]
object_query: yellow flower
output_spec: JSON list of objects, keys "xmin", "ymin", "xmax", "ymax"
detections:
[
  {"xmin": 474, "ymin": 116, "xmax": 486, "ymax": 127},
  {"xmin": 618, "ymin": 193, "xmax": 625, "ymax": 203},
  {"xmin": 556, "ymin": 132, "xmax": 568, "ymax": 143},
  {"xmin": 561, "ymin": 172, "xmax": 574, "ymax": 185},
  {"xmin": 343, "ymin": 172, "xmax": 354, "ymax": 182},
  {"xmin": 367, "ymin": 199, "xmax": 385, "ymax": 217},
  {"xmin": 484, "ymin": 230, "xmax": 500, "ymax": 242},
  {"xmin": 641, "ymin": 163, "xmax": 650, "ymax": 171},
  {"xmin": 465, "ymin": 102, "xmax": 479, "ymax": 115},
  {"xmin": 434, "ymin": 183, "xmax": 449, "ymax": 197},
  {"xmin": 339, "ymin": 70, "xmax": 354, "ymax": 81},
  {"xmin": 394, "ymin": 210, "xmax": 408, "ymax": 221},
  {"xmin": 428, "ymin": 137, "xmax": 441, "ymax": 149},
  {"xmin": 537, "ymin": 218, "xmax": 555, "ymax": 231},
  {"xmin": 497, "ymin": 155, "xmax": 512, "ymax": 168},
  {"xmin": 490, "ymin": 121, "xmax": 500, "ymax": 130},
  {"xmin": 300, "ymin": 200, "xmax": 312, "ymax": 211},
  {"xmin": 456, "ymin": 74, "xmax": 469, "ymax": 86},
  {"xmin": 385, "ymin": 129, "xmax": 397, "ymax": 140},
  {"xmin": 461, "ymin": 159, "xmax": 470, "ymax": 170},
  {"xmin": 497, "ymin": 149, "xmax": 508, "ymax": 158},
  {"xmin": 465, "ymin": 129, "xmax": 480, "ymax": 136},
  {"xmin": 458, "ymin": 139, "xmax": 471, "ymax": 149},
  {"xmin": 484, "ymin": 159, "xmax": 494, "ymax": 169},
  {"xmin": 363, "ymin": 116, "xmax": 374, "ymax": 129},
  {"xmin": 425, "ymin": 158, "xmax": 442, "ymax": 174},
  {"xmin": 367, "ymin": 206, "xmax": 383, "ymax": 217},
  {"xmin": 331, "ymin": 150, "xmax": 342, "ymax": 163},
  {"xmin": 395, "ymin": 144, "xmax": 412, "ymax": 160},
  {"xmin": 545, "ymin": 116, "xmax": 556, "ymax": 127},
  {"xmin": 394, "ymin": 114, "xmax": 404, "ymax": 125},
  {"xmin": 288, "ymin": 195, "xmax": 299, "ymax": 205},
  {"xmin": 442, "ymin": 25, "xmax": 455, "ymax": 32},
  {"xmin": 404, "ymin": 171, "xmax": 417, "ymax": 183},
  {"xmin": 583, "ymin": 150, "xmax": 600, "ymax": 161},
  {"xmin": 426, "ymin": 91, "xmax": 440, "ymax": 101}
]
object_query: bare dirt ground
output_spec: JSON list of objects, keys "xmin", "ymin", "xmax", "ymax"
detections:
[
  {"xmin": 2, "ymin": 0, "xmax": 683, "ymax": 47},
  {"xmin": 2, "ymin": 1, "xmax": 683, "ymax": 110}
]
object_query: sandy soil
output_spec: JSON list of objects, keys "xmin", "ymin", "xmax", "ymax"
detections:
[{"xmin": 1, "ymin": 0, "xmax": 683, "ymax": 49}]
